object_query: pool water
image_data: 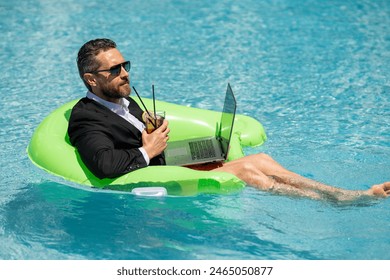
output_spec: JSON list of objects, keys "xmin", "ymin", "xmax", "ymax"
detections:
[{"xmin": 0, "ymin": 0, "xmax": 389, "ymax": 259}]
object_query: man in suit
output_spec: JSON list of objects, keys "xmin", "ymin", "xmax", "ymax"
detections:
[
  {"xmin": 68, "ymin": 38, "xmax": 169, "ymax": 179},
  {"xmin": 68, "ymin": 38, "xmax": 390, "ymax": 201}
]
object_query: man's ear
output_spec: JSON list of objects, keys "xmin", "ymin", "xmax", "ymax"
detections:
[{"xmin": 83, "ymin": 73, "xmax": 97, "ymax": 88}]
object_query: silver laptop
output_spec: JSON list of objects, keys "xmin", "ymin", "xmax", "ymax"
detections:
[{"xmin": 165, "ymin": 83, "xmax": 237, "ymax": 166}]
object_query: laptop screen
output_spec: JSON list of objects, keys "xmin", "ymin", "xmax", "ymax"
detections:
[{"xmin": 219, "ymin": 83, "xmax": 237, "ymax": 157}]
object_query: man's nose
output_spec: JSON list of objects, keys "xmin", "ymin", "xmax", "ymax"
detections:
[{"xmin": 120, "ymin": 65, "xmax": 129, "ymax": 77}]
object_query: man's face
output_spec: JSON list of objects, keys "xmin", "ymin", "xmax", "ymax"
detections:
[{"xmin": 91, "ymin": 48, "xmax": 131, "ymax": 102}]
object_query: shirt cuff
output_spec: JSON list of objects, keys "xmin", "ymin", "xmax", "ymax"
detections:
[{"xmin": 138, "ymin": 147, "xmax": 150, "ymax": 165}]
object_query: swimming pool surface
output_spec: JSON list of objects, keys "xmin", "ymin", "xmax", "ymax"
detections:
[{"xmin": 0, "ymin": 0, "xmax": 389, "ymax": 259}]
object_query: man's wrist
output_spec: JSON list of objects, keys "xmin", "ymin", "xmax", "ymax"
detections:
[{"xmin": 138, "ymin": 147, "xmax": 150, "ymax": 165}]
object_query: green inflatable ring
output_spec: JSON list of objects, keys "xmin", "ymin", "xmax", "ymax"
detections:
[{"xmin": 27, "ymin": 98, "xmax": 267, "ymax": 196}]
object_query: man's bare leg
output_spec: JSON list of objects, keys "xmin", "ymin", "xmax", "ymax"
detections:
[
  {"xmin": 214, "ymin": 156, "xmax": 322, "ymax": 200},
  {"xmin": 271, "ymin": 174, "xmax": 390, "ymax": 202},
  {"xmin": 249, "ymin": 153, "xmax": 390, "ymax": 200},
  {"xmin": 214, "ymin": 153, "xmax": 390, "ymax": 201}
]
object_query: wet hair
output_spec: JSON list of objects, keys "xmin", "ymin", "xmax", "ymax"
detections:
[{"xmin": 77, "ymin": 38, "xmax": 117, "ymax": 91}]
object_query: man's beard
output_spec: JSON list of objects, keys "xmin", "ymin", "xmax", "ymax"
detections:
[{"xmin": 101, "ymin": 82, "xmax": 130, "ymax": 100}]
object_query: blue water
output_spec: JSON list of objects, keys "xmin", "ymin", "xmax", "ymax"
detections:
[{"xmin": 0, "ymin": 0, "xmax": 389, "ymax": 260}]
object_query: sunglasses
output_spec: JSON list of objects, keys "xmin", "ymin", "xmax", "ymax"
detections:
[{"xmin": 91, "ymin": 61, "xmax": 131, "ymax": 76}]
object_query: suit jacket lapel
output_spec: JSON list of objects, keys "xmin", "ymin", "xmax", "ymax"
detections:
[{"xmin": 89, "ymin": 99, "xmax": 143, "ymax": 138}]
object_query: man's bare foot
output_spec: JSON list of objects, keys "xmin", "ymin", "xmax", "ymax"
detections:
[{"xmin": 367, "ymin": 182, "xmax": 390, "ymax": 197}]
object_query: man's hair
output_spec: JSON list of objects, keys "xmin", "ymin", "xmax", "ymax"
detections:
[{"xmin": 77, "ymin": 38, "xmax": 117, "ymax": 91}]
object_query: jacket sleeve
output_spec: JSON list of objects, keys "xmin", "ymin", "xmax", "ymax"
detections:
[{"xmin": 68, "ymin": 109, "xmax": 148, "ymax": 179}]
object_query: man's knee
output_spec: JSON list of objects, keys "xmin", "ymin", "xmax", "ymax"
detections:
[
  {"xmin": 240, "ymin": 161, "xmax": 257, "ymax": 173},
  {"xmin": 238, "ymin": 160, "xmax": 273, "ymax": 188}
]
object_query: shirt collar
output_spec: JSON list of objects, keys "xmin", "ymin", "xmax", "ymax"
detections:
[{"xmin": 86, "ymin": 91, "xmax": 129, "ymax": 113}]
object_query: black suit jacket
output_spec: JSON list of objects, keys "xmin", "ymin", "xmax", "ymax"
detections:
[{"xmin": 67, "ymin": 97, "xmax": 165, "ymax": 179}]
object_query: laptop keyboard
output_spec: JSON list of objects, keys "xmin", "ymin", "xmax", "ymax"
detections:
[{"xmin": 189, "ymin": 139, "xmax": 216, "ymax": 160}]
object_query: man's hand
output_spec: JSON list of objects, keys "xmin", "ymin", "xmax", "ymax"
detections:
[{"xmin": 141, "ymin": 119, "xmax": 170, "ymax": 159}]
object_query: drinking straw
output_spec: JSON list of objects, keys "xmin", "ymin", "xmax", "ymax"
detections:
[
  {"xmin": 132, "ymin": 86, "xmax": 156, "ymax": 128},
  {"xmin": 152, "ymin": 84, "xmax": 157, "ymax": 127}
]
